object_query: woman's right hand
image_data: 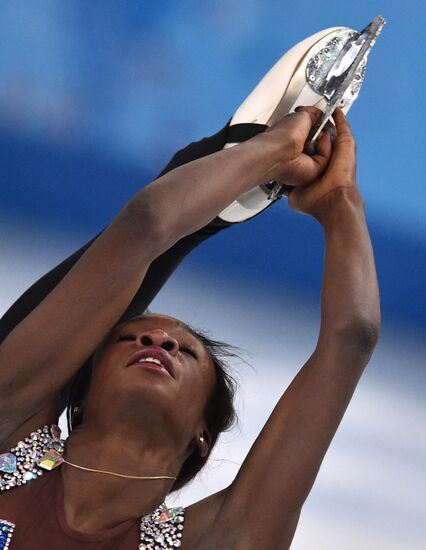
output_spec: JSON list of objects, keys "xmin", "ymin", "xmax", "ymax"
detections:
[
  {"xmin": 286, "ymin": 107, "xmax": 361, "ymax": 221},
  {"xmin": 260, "ymin": 106, "xmax": 333, "ymax": 188}
]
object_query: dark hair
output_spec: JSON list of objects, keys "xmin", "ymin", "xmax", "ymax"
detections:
[{"xmin": 64, "ymin": 316, "xmax": 239, "ymax": 493}]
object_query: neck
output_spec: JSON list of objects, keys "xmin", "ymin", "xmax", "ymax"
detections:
[{"xmin": 62, "ymin": 425, "xmax": 185, "ymax": 534}]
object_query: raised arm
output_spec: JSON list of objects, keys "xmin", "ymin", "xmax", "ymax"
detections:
[
  {"xmin": 0, "ymin": 111, "xmax": 328, "ymax": 439},
  {"xmin": 212, "ymin": 109, "xmax": 380, "ymax": 550}
]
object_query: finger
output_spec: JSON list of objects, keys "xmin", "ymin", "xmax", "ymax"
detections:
[
  {"xmin": 270, "ymin": 109, "xmax": 314, "ymax": 141},
  {"xmin": 332, "ymin": 107, "xmax": 353, "ymax": 141},
  {"xmin": 291, "ymin": 144, "xmax": 330, "ymax": 185},
  {"xmin": 302, "ymin": 121, "xmax": 333, "ymax": 174},
  {"xmin": 315, "ymin": 125, "xmax": 333, "ymax": 161},
  {"xmin": 295, "ymin": 105, "xmax": 323, "ymax": 119},
  {"xmin": 294, "ymin": 105, "xmax": 324, "ymax": 129},
  {"xmin": 329, "ymin": 108, "xmax": 356, "ymax": 160},
  {"xmin": 309, "ymin": 148, "xmax": 331, "ymax": 177},
  {"xmin": 326, "ymin": 108, "xmax": 357, "ymax": 176},
  {"xmin": 313, "ymin": 117, "xmax": 334, "ymax": 148},
  {"xmin": 322, "ymin": 119, "xmax": 334, "ymax": 134}
]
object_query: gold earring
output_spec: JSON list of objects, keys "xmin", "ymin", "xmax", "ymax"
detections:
[{"xmin": 72, "ymin": 402, "xmax": 83, "ymax": 416}]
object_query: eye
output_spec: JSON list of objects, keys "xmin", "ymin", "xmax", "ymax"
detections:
[
  {"xmin": 116, "ymin": 333, "xmax": 136, "ymax": 342},
  {"xmin": 180, "ymin": 346, "xmax": 198, "ymax": 359}
]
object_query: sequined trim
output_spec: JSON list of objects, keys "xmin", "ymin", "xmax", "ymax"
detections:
[
  {"xmin": 139, "ymin": 503, "xmax": 185, "ymax": 549},
  {"xmin": 0, "ymin": 519, "xmax": 15, "ymax": 550},
  {"xmin": 0, "ymin": 425, "xmax": 64, "ymax": 491}
]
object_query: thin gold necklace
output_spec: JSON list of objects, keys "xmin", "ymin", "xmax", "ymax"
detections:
[{"xmin": 62, "ymin": 459, "xmax": 177, "ymax": 480}]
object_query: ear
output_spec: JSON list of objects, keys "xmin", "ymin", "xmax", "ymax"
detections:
[
  {"xmin": 70, "ymin": 401, "xmax": 84, "ymax": 425},
  {"xmin": 73, "ymin": 401, "xmax": 84, "ymax": 414},
  {"xmin": 194, "ymin": 425, "xmax": 211, "ymax": 458}
]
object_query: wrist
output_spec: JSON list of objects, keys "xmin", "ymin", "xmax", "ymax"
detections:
[
  {"xmin": 250, "ymin": 130, "xmax": 293, "ymax": 182},
  {"xmin": 314, "ymin": 186, "xmax": 365, "ymax": 227}
]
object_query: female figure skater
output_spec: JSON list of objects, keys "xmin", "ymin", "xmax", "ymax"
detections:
[{"xmin": 0, "ymin": 25, "xmax": 380, "ymax": 549}]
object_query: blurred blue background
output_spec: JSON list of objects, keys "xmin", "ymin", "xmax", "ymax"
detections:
[{"xmin": 0, "ymin": 1, "xmax": 425, "ymax": 549}]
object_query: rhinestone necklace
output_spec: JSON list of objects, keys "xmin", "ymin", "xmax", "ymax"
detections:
[{"xmin": 0, "ymin": 425, "xmax": 185, "ymax": 549}]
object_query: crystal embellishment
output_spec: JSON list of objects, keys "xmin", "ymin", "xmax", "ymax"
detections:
[
  {"xmin": 139, "ymin": 503, "xmax": 185, "ymax": 549},
  {"xmin": 50, "ymin": 425, "xmax": 62, "ymax": 441},
  {"xmin": 0, "ymin": 425, "xmax": 65, "ymax": 491},
  {"xmin": 0, "ymin": 519, "xmax": 15, "ymax": 550},
  {"xmin": 0, "ymin": 454, "xmax": 17, "ymax": 474},
  {"xmin": 37, "ymin": 449, "xmax": 64, "ymax": 471}
]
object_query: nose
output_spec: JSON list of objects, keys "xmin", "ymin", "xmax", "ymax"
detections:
[{"xmin": 136, "ymin": 329, "xmax": 179, "ymax": 355}]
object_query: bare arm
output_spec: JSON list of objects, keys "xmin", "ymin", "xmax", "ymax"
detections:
[
  {"xmin": 0, "ymin": 111, "xmax": 327, "ymax": 438},
  {"xmin": 214, "ymin": 109, "xmax": 380, "ymax": 549}
]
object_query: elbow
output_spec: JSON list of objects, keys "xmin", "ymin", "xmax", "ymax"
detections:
[
  {"xmin": 350, "ymin": 318, "xmax": 380, "ymax": 356},
  {"xmin": 332, "ymin": 315, "xmax": 381, "ymax": 361},
  {"xmin": 121, "ymin": 191, "xmax": 176, "ymax": 258}
]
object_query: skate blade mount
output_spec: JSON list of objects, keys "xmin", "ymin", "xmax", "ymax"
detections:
[{"xmin": 306, "ymin": 15, "xmax": 386, "ymax": 145}]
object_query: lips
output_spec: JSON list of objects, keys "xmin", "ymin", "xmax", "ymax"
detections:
[{"xmin": 126, "ymin": 348, "xmax": 175, "ymax": 378}]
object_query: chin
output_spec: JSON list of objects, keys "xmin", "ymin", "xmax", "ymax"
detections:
[{"xmin": 113, "ymin": 379, "xmax": 174, "ymax": 414}]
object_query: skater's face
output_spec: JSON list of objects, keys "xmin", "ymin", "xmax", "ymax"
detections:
[{"xmin": 82, "ymin": 313, "xmax": 216, "ymax": 451}]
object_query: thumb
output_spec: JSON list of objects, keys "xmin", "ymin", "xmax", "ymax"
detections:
[{"xmin": 292, "ymin": 126, "xmax": 332, "ymax": 184}]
